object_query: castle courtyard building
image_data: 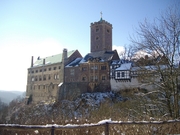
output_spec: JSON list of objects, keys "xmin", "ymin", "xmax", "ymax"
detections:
[{"xmin": 26, "ymin": 49, "xmax": 82, "ymax": 103}]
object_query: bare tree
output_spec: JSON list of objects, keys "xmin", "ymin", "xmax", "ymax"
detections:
[
  {"xmin": 131, "ymin": 5, "xmax": 180, "ymax": 119},
  {"xmin": 119, "ymin": 44, "xmax": 135, "ymax": 61}
]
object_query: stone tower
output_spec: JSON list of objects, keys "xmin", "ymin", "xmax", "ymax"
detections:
[{"xmin": 90, "ymin": 16, "xmax": 113, "ymax": 52}]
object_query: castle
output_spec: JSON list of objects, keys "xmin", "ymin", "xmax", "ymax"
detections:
[{"xmin": 26, "ymin": 17, "xmax": 159, "ymax": 103}]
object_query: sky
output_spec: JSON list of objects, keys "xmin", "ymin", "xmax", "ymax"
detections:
[{"xmin": 0, "ymin": 0, "xmax": 177, "ymax": 91}]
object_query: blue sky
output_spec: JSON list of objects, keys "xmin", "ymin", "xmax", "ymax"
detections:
[{"xmin": 0, "ymin": 0, "xmax": 177, "ymax": 91}]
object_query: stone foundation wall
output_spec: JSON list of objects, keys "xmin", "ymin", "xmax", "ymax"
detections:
[
  {"xmin": 58, "ymin": 82, "xmax": 110, "ymax": 100},
  {"xmin": 58, "ymin": 82, "xmax": 89, "ymax": 100}
]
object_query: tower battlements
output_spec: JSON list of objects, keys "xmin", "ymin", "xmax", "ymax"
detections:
[{"xmin": 91, "ymin": 19, "xmax": 112, "ymax": 27}]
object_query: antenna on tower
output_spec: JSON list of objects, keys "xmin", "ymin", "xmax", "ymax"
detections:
[{"xmin": 100, "ymin": 11, "xmax": 103, "ymax": 19}]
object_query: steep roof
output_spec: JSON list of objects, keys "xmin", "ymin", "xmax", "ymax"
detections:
[
  {"xmin": 65, "ymin": 50, "xmax": 117, "ymax": 67},
  {"xmin": 66, "ymin": 58, "xmax": 82, "ymax": 67},
  {"xmin": 33, "ymin": 50, "xmax": 76, "ymax": 67},
  {"xmin": 116, "ymin": 63, "xmax": 132, "ymax": 71},
  {"xmin": 83, "ymin": 50, "xmax": 116, "ymax": 62},
  {"xmin": 112, "ymin": 59, "xmax": 131, "ymax": 65}
]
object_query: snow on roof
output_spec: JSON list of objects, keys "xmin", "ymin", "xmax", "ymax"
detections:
[
  {"xmin": 33, "ymin": 50, "xmax": 76, "ymax": 67},
  {"xmin": 116, "ymin": 63, "xmax": 132, "ymax": 70},
  {"xmin": 131, "ymin": 65, "xmax": 170, "ymax": 71},
  {"xmin": 66, "ymin": 58, "xmax": 82, "ymax": 67},
  {"xmin": 112, "ymin": 59, "xmax": 131, "ymax": 65},
  {"xmin": 79, "ymin": 57, "xmax": 86, "ymax": 64}
]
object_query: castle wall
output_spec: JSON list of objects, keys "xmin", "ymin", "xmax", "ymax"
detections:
[
  {"xmin": 26, "ymin": 50, "xmax": 82, "ymax": 103},
  {"xmin": 65, "ymin": 60, "xmax": 111, "ymax": 92},
  {"xmin": 26, "ymin": 62, "xmax": 63, "ymax": 103},
  {"xmin": 58, "ymin": 82, "xmax": 89, "ymax": 100}
]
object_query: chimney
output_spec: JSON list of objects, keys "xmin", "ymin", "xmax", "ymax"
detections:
[
  {"xmin": 31, "ymin": 56, "xmax": 33, "ymax": 67},
  {"xmin": 62, "ymin": 48, "xmax": 68, "ymax": 61},
  {"xmin": 43, "ymin": 59, "xmax": 45, "ymax": 65}
]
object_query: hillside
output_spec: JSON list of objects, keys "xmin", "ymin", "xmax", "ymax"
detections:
[
  {"xmin": 5, "ymin": 92, "xmax": 127, "ymax": 125},
  {"xmin": 0, "ymin": 90, "xmax": 25, "ymax": 104}
]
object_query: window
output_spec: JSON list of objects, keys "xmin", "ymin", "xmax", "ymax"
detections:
[
  {"xmin": 39, "ymin": 76, "xmax": 42, "ymax": 81},
  {"xmin": 57, "ymin": 74, "xmax": 59, "ymax": 79},
  {"xmin": 91, "ymin": 76, "xmax": 98, "ymax": 81},
  {"xmin": 54, "ymin": 74, "xmax": 57, "ymax": 80},
  {"xmin": 95, "ymin": 76, "xmax": 98, "ymax": 81},
  {"xmin": 121, "ymin": 72, "xmax": 125, "ymax": 77},
  {"xmin": 91, "ymin": 65, "xmax": 98, "ymax": 70},
  {"xmin": 49, "ymin": 67, "xmax": 51, "ymax": 71},
  {"xmin": 31, "ymin": 71, "xmax": 34, "ymax": 73},
  {"xmin": 43, "ymin": 75, "xmax": 46, "ymax": 81},
  {"xmin": 40, "ymin": 69, "xmax": 42, "ymax": 72},
  {"xmin": 91, "ymin": 76, "xmax": 93, "ymax": 81},
  {"xmin": 107, "ymin": 29, "xmax": 110, "ymax": 33},
  {"xmin": 54, "ymin": 67, "xmax": 56, "ymax": 70},
  {"xmin": 96, "ymin": 26, "xmax": 99, "ymax": 32},
  {"xmin": 31, "ymin": 77, "xmax": 34, "ymax": 81},
  {"xmin": 82, "ymin": 77, "xmax": 86, "ymax": 81},
  {"xmin": 96, "ymin": 36, "xmax": 99, "ymax": 40},
  {"xmin": 35, "ymin": 76, "xmax": 38, "ymax": 81},
  {"xmin": 82, "ymin": 67, "xmax": 87, "ymax": 71},
  {"xmin": 117, "ymin": 72, "xmax": 120, "ymax": 77},
  {"xmin": 38, "ymin": 85, "xmax": 40, "ymax": 89},
  {"xmin": 59, "ymin": 66, "xmax": 61, "ymax": 69},
  {"xmin": 36, "ymin": 70, "xmax": 38, "ymax": 73},
  {"xmin": 70, "ymin": 69, "xmax": 74, "ymax": 75},
  {"xmin": 44, "ymin": 68, "xmax": 46, "ymax": 72},
  {"xmin": 101, "ymin": 66, "xmax": 106, "ymax": 70},
  {"xmin": 102, "ymin": 76, "xmax": 106, "ymax": 80},
  {"xmin": 48, "ymin": 75, "xmax": 51, "ymax": 80}
]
